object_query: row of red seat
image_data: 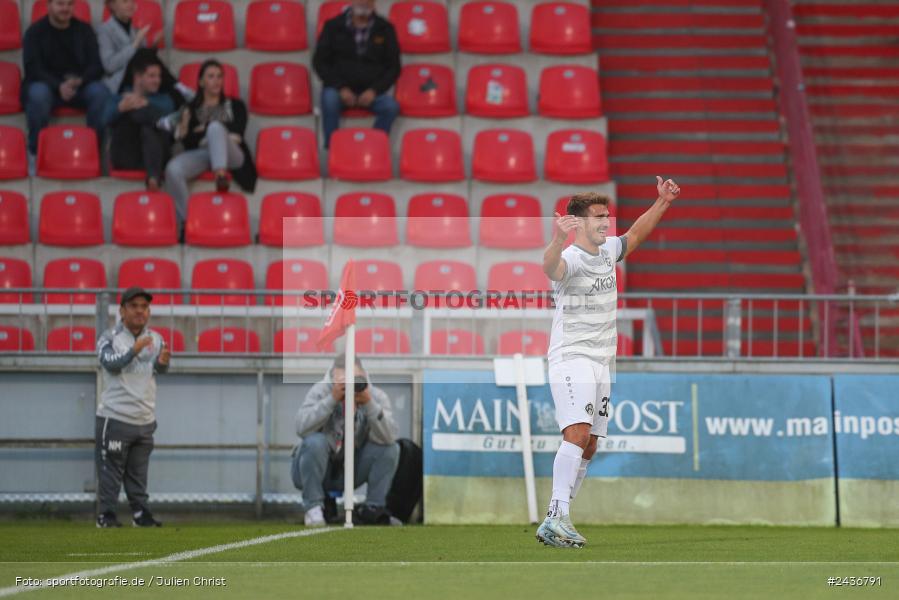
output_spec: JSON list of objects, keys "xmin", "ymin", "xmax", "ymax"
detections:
[
  {"xmin": 0, "ymin": 124, "xmax": 610, "ymax": 183},
  {"xmin": 2, "ymin": 190, "xmax": 601, "ymax": 248},
  {"xmin": 0, "ymin": 0, "xmax": 592, "ymax": 55}
]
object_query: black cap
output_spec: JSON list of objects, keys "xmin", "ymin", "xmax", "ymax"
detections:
[{"xmin": 120, "ymin": 287, "xmax": 153, "ymax": 306}]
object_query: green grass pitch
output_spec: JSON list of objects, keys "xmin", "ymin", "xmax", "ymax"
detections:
[{"xmin": 0, "ymin": 521, "xmax": 896, "ymax": 599}]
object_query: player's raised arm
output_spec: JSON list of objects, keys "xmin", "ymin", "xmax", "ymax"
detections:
[
  {"xmin": 621, "ymin": 176, "xmax": 681, "ymax": 259},
  {"xmin": 544, "ymin": 212, "xmax": 580, "ymax": 281}
]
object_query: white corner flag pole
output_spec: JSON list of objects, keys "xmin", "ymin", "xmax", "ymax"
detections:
[
  {"xmin": 514, "ymin": 353, "xmax": 539, "ymax": 524},
  {"xmin": 344, "ymin": 323, "xmax": 356, "ymax": 528}
]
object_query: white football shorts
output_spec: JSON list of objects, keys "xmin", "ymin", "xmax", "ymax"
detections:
[{"xmin": 548, "ymin": 357, "xmax": 612, "ymax": 437}]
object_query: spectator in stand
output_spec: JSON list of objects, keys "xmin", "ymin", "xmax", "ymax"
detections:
[
  {"xmin": 22, "ymin": 0, "xmax": 111, "ymax": 157},
  {"xmin": 313, "ymin": 0, "xmax": 401, "ymax": 148},
  {"xmin": 164, "ymin": 60, "xmax": 257, "ymax": 224},
  {"xmin": 98, "ymin": 0, "xmax": 162, "ymax": 94}
]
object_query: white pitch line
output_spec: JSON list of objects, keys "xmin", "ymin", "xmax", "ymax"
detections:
[{"xmin": 0, "ymin": 527, "xmax": 342, "ymax": 597}]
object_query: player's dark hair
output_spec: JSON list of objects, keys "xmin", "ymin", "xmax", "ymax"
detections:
[
  {"xmin": 567, "ymin": 192, "xmax": 610, "ymax": 217},
  {"xmin": 332, "ymin": 353, "xmax": 364, "ymax": 372}
]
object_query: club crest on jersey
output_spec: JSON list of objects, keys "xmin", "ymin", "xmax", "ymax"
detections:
[{"xmin": 585, "ymin": 403, "xmax": 594, "ymax": 416}]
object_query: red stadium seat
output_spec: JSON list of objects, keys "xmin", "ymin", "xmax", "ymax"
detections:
[
  {"xmin": 389, "ymin": 1, "xmax": 450, "ymax": 53},
  {"xmin": 328, "ymin": 128, "xmax": 392, "ymax": 181},
  {"xmin": 618, "ymin": 333, "xmax": 634, "ymax": 356},
  {"xmin": 406, "ymin": 193, "xmax": 471, "ymax": 248},
  {"xmin": 249, "ymin": 63, "xmax": 311, "ymax": 115},
  {"xmin": 395, "ymin": 64, "xmax": 457, "ymax": 117},
  {"xmin": 400, "ymin": 129, "xmax": 464, "ymax": 182},
  {"xmin": 472, "ymin": 129, "xmax": 536, "ymax": 182},
  {"xmin": 0, "ymin": 191, "xmax": 29, "ymax": 244},
  {"xmin": 0, "ymin": 126, "xmax": 28, "ymax": 179},
  {"xmin": 255, "ymin": 126, "xmax": 319, "ymax": 180},
  {"xmin": 47, "ymin": 326, "xmax": 95, "ymax": 352},
  {"xmin": 465, "ymin": 64, "xmax": 528, "ymax": 117},
  {"xmin": 117, "ymin": 258, "xmax": 182, "ymax": 305},
  {"xmin": 178, "ymin": 63, "xmax": 239, "ymax": 98},
  {"xmin": 430, "ymin": 329, "xmax": 484, "ymax": 355},
  {"xmin": 538, "ymin": 66, "xmax": 601, "ymax": 118},
  {"xmin": 259, "ymin": 192, "xmax": 324, "ymax": 247},
  {"xmin": 529, "ymin": 2, "xmax": 591, "ymax": 55},
  {"xmin": 356, "ymin": 260, "xmax": 403, "ymax": 306},
  {"xmin": 190, "ymin": 259, "xmax": 255, "ymax": 305},
  {"xmin": 0, "ymin": 62, "xmax": 21, "ymax": 114},
  {"xmin": 198, "ymin": 327, "xmax": 260, "ymax": 353},
  {"xmin": 458, "ymin": 1, "xmax": 520, "ymax": 54},
  {"xmin": 487, "ymin": 261, "xmax": 549, "ymax": 307},
  {"xmin": 112, "ymin": 191, "xmax": 178, "ymax": 246},
  {"xmin": 0, "ymin": 325, "xmax": 34, "ymax": 351},
  {"xmin": 32, "ymin": 0, "xmax": 91, "ymax": 23},
  {"xmin": 43, "ymin": 258, "xmax": 107, "ymax": 304},
  {"xmin": 265, "ymin": 259, "xmax": 327, "ymax": 306},
  {"xmin": 245, "ymin": 0, "xmax": 307, "ymax": 51},
  {"xmin": 36, "ymin": 126, "xmax": 100, "ymax": 179},
  {"xmin": 356, "ymin": 327, "xmax": 410, "ymax": 354},
  {"xmin": 102, "ymin": 0, "xmax": 164, "ymax": 48},
  {"xmin": 544, "ymin": 130, "xmax": 610, "ymax": 183},
  {"xmin": 497, "ymin": 330, "xmax": 549, "ymax": 355},
  {"xmin": 317, "ymin": 1, "xmax": 349, "ymax": 37},
  {"xmin": 0, "ymin": 0, "xmax": 22, "ymax": 50},
  {"xmin": 479, "ymin": 193, "xmax": 543, "ymax": 248},
  {"xmin": 414, "ymin": 260, "xmax": 477, "ymax": 293},
  {"xmin": 185, "ymin": 192, "xmax": 251, "ymax": 247},
  {"xmin": 154, "ymin": 327, "xmax": 185, "ymax": 352},
  {"xmin": 38, "ymin": 191, "xmax": 103, "ymax": 246},
  {"xmin": 334, "ymin": 192, "xmax": 398, "ymax": 247},
  {"xmin": 0, "ymin": 257, "xmax": 32, "ymax": 303},
  {"xmin": 275, "ymin": 328, "xmax": 333, "ymax": 353},
  {"xmin": 173, "ymin": 0, "xmax": 235, "ymax": 50}
]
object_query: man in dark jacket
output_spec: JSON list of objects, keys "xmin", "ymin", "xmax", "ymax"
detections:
[
  {"xmin": 313, "ymin": 0, "xmax": 401, "ymax": 148},
  {"xmin": 21, "ymin": 0, "xmax": 111, "ymax": 154}
]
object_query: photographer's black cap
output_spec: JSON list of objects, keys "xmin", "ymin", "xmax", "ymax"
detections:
[{"xmin": 120, "ymin": 287, "xmax": 153, "ymax": 306}]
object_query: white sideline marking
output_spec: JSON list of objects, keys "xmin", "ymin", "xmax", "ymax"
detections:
[{"xmin": 0, "ymin": 527, "xmax": 341, "ymax": 597}]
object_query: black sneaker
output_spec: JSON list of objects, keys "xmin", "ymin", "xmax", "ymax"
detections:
[
  {"xmin": 96, "ymin": 512, "xmax": 122, "ymax": 528},
  {"xmin": 353, "ymin": 504, "xmax": 391, "ymax": 526},
  {"xmin": 132, "ymin": 510, "xmax": 162, "ymax": 527}
]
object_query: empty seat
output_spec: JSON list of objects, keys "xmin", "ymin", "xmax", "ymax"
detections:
[
  {"xmin": 458, "ymin": 1, "xmax": 520, "ymax": 54},
  {"xmin": 102, "ymin": 0, "xmax": 165, "ymax": 48},
  {"xmin": 328, "ymin": 128, "xmax": 392, "ymax": 181},
  {"xmin": 112, "ymin": 191, "xmax": 178, "ymax": 246},
  {"xmin": 356, "ymin": 260, "xmax": 404, "ymax": 306},
  {"xmin": 334, "ymin": 192, "xmax": 398, "ymax": 247},
  {"xmin": 487, "ymin": 261, "xmax": 549, "ymax": 307},
  {"xmin": 400, "ymin": 129, "xmax": 464, "ymax": 182},
  {"xmin": 618, "ymin": 333, "xmax": 634, "ymax": 356},
  {"xmin": 249, "ymin": 63, "xmax": 311, "ymax": 115},
  {"xmin": 0, "ymin": 257, "xmax": 32, "ymax": 302},
  {"xmin": 498, "ymin": 330, "xmax": 548, "ymax": 355},
  {"xmin": 0, "ymin": 326, "xmax": 34, "ymax": 351},
  {"xmin": 265, "ymin": 259, "xmax": 327, "ymax": 306},
  {"xmin": 37, "ymin": 125, "xmax": 100, "ymax": 179},
  {"xmin": 32, "ymin": 0, "xmax": 91, "ymax": 23},
  {"xmin": 173, "ymin": 0, "xmax": 235, "ymax": 50},
  {"xmin": 395, "ymin": 64, "xmax": 457, "ymax": 117},
  {"xmin": 430, "ymin": 329, "xmax": 484, "ymax": 355},
  {"xmin": 0, "ymin": 62, "xmax": 21, "ymax": 114},
  {"xmin": 47, "ymin": 326, "xmax": 95, "ymax": 352},
  {"xmin": 117, "ymin": 258, "xmax": 182, "ymax": 304},
  {"xmin": 178, "ymin": 62, "xmax": 240, "ymax": 98},
  {"xmin": 414, "ymin": 260, "xmax": 477, "ymax": 293},
  {"xmin": 190, "ymin": 259, "xmax": 255, "ymax": 305},
  {"xmin": 544, "ymin": 130, "xmax": 609, "ymax": 183},
  {"xmin": 255, "ymin": 126, "xmax": 319, "ymax": 180},
  {"xmin": 356, "ymin": 327, "xmax": 410, "ymax": 354},
  {"xmin": 275, "ymin": 327, "xmax": 333, "ymax": 353},
  {"xmin": 538, "ymin": 66, "xmax": 601, "ymax": 118},
  {"xmin": 43, "ymin": 258, "xmax": 107, "ymax": 304},
  {"xmin": 0, "ymin": 126, "xmax": 28, "ymax": 179},
  {"xmin": 406, "ymin": 193, "xmax": 471, "ymax": 248},
  {"xmin": 245, "ymin": 0, "xmax": 307, "ymax": 51},
  {"xmin": 389, "ymin": 1, "xmax": 450, "ymax": 53},
  {"xmin": 479, "ymin": 193, "xmax": 543, "ymax": 248},
  {"xmin": 198, "ymin": 327, "xmax": 260, "ymax": 353},
  {"xmin": 317, "ymin": 1, "xmax": 349, "ymax": 37},
  {"xmin": 465, "ymin": 64, "xmax": 528, "ymax": 117},
  {"xmin": 530, "ymin": 2, "xmax": 591, "ymax": 54},
  {"xmin": 185, "ymin": 192, "xmax": 251, "ymax": 247},
  {"xmin": 259, "ymin": 192, "xmax": 324, "ymax": 247},
  {"xmin": 0, "ymin": 1, "xmax": 21, "ymax": 50},
  {"xmin": 472, "ymin": 129, "xmax": 536, "ymax": 182},
  {"xmin": 154, "ymin": 327, "xmax": 186, "ymax": 352},
  {"xmin": 0, "ymin": 191, "xmax": 29, "ymax": 244},
  {"xmin": 38, "ymin": 191, "xmax": 103, "ymax": 246}
]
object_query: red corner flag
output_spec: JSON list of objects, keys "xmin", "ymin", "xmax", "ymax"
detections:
[{"xmin": 317, "ymin": 261, "xmax": 357, "ymax": 350}]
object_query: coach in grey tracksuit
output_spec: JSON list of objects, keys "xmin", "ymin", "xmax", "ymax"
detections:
[
  {"xmin": 95, "ymin": 287, "xmax": 170, "ymax": 528},
  {"xmin": 292, "ymin": 354, "xmax": 399, "ymax": 515}
]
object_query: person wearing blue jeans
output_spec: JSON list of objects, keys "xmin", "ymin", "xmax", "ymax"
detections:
[
  {"xmin": 24, "ymin": 80, "xmax": 110, "ymax": 153},
  {"xmin": 320, "ymin": 86, "xmax": 400, "ymax": 149}
]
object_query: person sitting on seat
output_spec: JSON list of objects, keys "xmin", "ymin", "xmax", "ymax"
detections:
[{"xmin": 97, "ymin": 0, "xmax": 162, "ymax": 94}]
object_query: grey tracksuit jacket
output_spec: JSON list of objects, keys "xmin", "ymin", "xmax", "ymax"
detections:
[{"xmin": 96, "ymin": 323, "xmax": 168, "ymax": 425}]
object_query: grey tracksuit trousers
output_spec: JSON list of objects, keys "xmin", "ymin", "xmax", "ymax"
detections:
[{"xmin": 95, "ymin": 416, "xmax": 156, "ymax": 515}]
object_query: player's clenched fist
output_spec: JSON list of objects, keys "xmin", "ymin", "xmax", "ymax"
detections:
[
  {"xmin": 553, "ymin": 212, "xmax": 582, "ymax": 242},
  {"xmin": 656, "ymin": 176, "xmax": 681, "ymax": 203}
]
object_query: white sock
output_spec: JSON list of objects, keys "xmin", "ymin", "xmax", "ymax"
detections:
[
  {"xmin": 549, "ymin": 441, "xmax": 583, "ymax": 517},
  {"xmin": 570, "ymin": 458, "xmax": 590, "ymax": 501}
]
